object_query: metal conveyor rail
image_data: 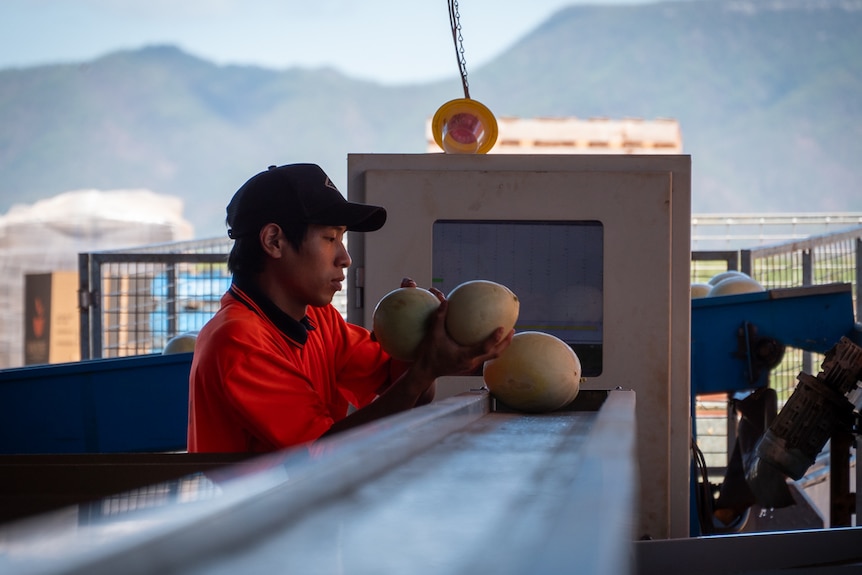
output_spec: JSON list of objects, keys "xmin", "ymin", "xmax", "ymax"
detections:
[{"xmin": 0, "ymin": 389, "xmax": 637, "ymax": 575}]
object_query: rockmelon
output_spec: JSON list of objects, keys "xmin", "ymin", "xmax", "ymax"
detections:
[
  {"xmin": 691, "ymin": 283, "xmax": 712, "ymax": 299},
  {"xmin": 372, "ymin": 287, "xmax": 441, "ymax": 361},
  {"xmin": 163, "ymin": 332, "xmax": 198, "ymax": 354},
  {"xmin": 483, "ymin": 331, "xmax": 581, "ymax": 413},
  {"xmin": 445, "ymin": 280, "xmax": 520, "ymax": 346},
  {"xmin": 708, "ymin": 270, "xmax": 748, "ymax": 286},
  {"xmin": 708, "ymin": 275, "xmax": 765, "ymax": 297}
]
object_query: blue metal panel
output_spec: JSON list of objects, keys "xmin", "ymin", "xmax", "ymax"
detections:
[
  {"xmin": 691, "ymin": 283, "xmax": 857, "ymax": 396},
  {"xmin": 0, "ymin": 353, "xmax": 192, "ymax": 454}
]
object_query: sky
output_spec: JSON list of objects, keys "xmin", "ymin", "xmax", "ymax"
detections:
[{"xmin": 1, "ymin": 0, "xmax": 657, "ymax": 85}]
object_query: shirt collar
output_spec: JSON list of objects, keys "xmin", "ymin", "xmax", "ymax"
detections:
[{"xmin": 231, "ymin": 275, "xmax": 315, "ymax": 344}]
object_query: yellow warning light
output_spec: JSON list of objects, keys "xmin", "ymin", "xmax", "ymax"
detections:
[
  {"xmin": 432, "ymin": 98, "xmax": 498, "ymax": 154},
  {"xmin": 432, "ymin": 1, "xmax": 498, "ymax": 154}
]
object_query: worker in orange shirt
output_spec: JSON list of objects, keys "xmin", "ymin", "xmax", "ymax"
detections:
[{"xmin": 188, "ymin": 163, "xmax": 512, "ymax": 452}]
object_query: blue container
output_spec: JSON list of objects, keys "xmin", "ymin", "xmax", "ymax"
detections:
[{"xmin": 0, "ymin": 353, "xmax": 192, "ymax": 454}]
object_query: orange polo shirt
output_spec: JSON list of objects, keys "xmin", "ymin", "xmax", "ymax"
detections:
[{"xmin": 187, "ymin": 282, "xmax": 392, "ymax": 452}]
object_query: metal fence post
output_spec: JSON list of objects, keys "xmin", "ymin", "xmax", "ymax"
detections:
[
  {"xmin": 166, "ymin": 262, "xmax": 177, "ymax": 338},
  {"xmin": 856, "ymin": 238, "xmax": 862, "ymax": 322},
  {"xmin": 802, "ymin": 248, "xmax": 814, "ymax": 375},
  {"xmin": 90, "ymin": 255, "xmax": 103, "ymax": 359},
  {"xmin": 802, "ymin": 249, "xmax": 813, "ymax": 286},
  {"xmin": 77, "ymin": 253, "xmax": 91, "ymax": 360},
  {"xmin": 740, "ymin": 249, "xmax": 752, "ymax": 276}
]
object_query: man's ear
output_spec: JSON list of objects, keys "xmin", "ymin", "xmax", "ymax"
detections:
[{"xmin": 259, "ymin": 223, "xmax": 284, "ymax": 258}]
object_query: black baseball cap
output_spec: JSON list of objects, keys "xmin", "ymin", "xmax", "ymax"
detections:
[{"xmin": 226, "ymin": 163, "xmax": 386, "ymax": 239}]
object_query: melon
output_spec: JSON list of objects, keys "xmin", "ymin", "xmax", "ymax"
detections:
[
  {"xmin": 445, "ymin": 280, "xmax": 520, "ymax": 346},
  {"xmin": 163, "ymin": 332, "xmax": 197, "ymax": 354},
  {"xmin": 691, "ymin": 283, "xmax": 712, "ymax": 299},
  {"xmin": 708, "ymin": 270, "xmax": 748, "ymax": 286},
  {"xmin": 372, "ymin": 287, "xmax": 441, "ymax": 361},
  {"xmin": 483, "ymin": 331, "xmax": 581, "ymax": 413},
  {"xmin": 708, "ymin": 275, "xmax": 765, "ymax": 297}
]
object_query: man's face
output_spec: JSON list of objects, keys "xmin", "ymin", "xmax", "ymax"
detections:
[{"xmin": 279, "ymin": 224, "xmax": 351, "ymax": 309}]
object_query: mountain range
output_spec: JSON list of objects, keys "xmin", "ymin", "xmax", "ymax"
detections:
[{"xmin": 1, "ymin": 0, "xmax": 860, "ymax": 239}]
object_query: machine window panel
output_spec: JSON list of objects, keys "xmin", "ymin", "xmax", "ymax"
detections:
[{"xmin": 431, "ymin": 220, "xmax": 603, "ymax": 376}]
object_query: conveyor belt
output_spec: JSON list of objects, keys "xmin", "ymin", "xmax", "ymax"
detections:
[{"xmin": 0, "ymin": 389, "xmax": 636, "ymax": 575}]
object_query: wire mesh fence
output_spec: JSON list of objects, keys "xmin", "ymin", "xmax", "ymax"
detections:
[
  {"xmin": 691, "ymin": 225, "xmax": 862, "ymax": 473},
  {"xmin": 79, "ymin": 237, "xmax": 355, "ymax": 359},
  {"xmin": 80, "ymin": 227, "xmax": 862, "ymax": 363},
  {"xmin": 79, "ymin": 238, "xmax": 233, "ymax": 359},
  {"xmin": 743, "ymin": 227, "xmax": 862, "ymax": 402}
]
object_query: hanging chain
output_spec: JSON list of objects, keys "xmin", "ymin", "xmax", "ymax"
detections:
[{"xmin": 448, "ymin": 0, "xmax": 470, "ymax": 99}]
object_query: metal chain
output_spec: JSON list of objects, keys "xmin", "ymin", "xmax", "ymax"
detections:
[{"xmin": 448, "ymin": 0, "xmax": 470, "ymax": 99}]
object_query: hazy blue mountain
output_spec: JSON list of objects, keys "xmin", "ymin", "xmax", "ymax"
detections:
[{"xmin": 1, "ymin": 0, "xmax": 859, "ymax": 238}]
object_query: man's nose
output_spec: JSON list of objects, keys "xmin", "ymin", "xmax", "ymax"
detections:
[{"xmin": 339, "ymin": 243, "xmax": 352, "ymax": 268}]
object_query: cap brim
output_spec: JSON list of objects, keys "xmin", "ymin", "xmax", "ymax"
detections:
[{"xmin": 313, "ymin": 202, "xmax": 387, "ymax": 232}]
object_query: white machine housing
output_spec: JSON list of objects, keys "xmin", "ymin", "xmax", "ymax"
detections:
[{"xmin": 346, "ymin": 153, "xmax": 691, "ymax": 539}]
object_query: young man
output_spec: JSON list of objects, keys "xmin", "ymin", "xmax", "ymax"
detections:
[{"xmin": 188, "ymin": 163, "xmax": 512, "ymax": 452}]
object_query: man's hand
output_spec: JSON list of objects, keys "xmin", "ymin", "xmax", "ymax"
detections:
[
  {"xmin": 411, "ymin": 289, "xmax": 514, "ymax": 380},
  {"xmin": 327, "ymin": 279, "xmax": 512, "ymax": 438}
]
